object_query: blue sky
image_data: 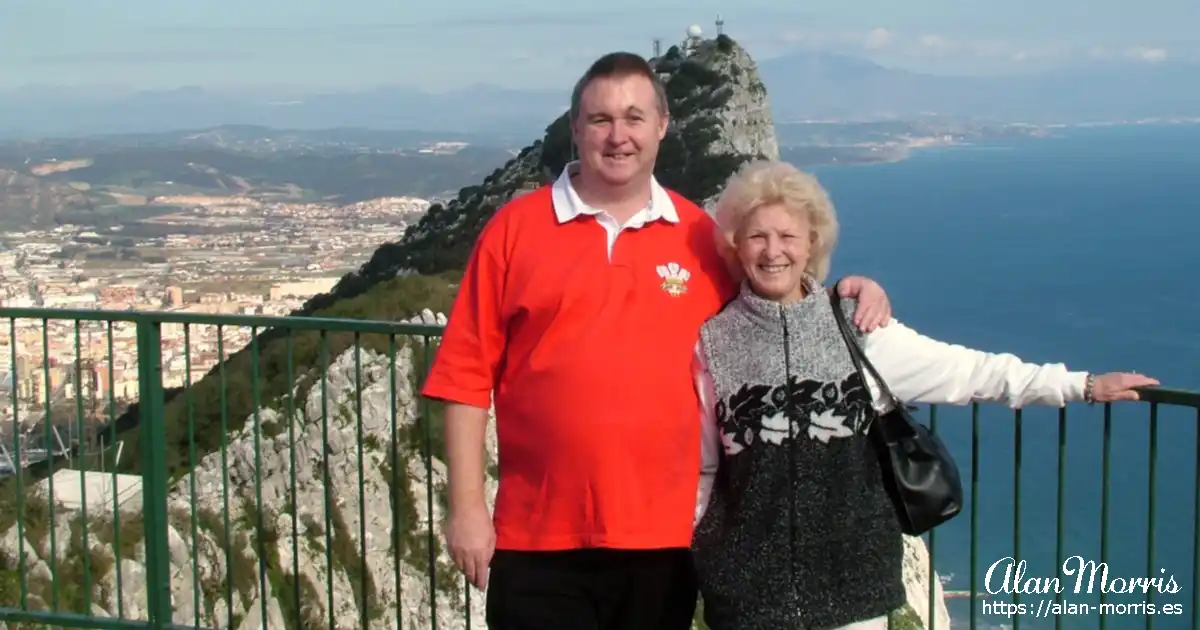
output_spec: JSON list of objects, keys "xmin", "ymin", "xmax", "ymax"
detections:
[{"xmin": 2, "ymin": 0, "xmax": 1196, "ymax": 92}]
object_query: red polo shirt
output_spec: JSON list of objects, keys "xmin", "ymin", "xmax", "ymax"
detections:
[{"xmin": 421, "ymin": 172, "xmax": 735, "ymax": 551}]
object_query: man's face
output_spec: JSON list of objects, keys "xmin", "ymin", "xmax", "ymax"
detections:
[{"xmin": 571, "ymin": 73, "xmax": 668, "ymax": 189}]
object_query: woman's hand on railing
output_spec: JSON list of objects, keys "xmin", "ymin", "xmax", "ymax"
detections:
[{"xmin": 1092, "ymin": 372, "xmax": 1161, "ymax": 402}]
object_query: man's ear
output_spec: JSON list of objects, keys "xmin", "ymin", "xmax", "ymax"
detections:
[{"xmin": 658, "ymin": 114, "xmax": 670, "ymax": 141}]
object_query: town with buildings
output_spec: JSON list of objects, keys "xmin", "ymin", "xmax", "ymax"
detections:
[{"xmin": 0, "ymin": 194, "xmax": 431, "ymax": 465}]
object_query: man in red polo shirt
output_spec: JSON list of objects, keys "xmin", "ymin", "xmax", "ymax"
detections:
[{"xmin": 420, "ymin": 52, "xmax": 892, "ymax": 630}]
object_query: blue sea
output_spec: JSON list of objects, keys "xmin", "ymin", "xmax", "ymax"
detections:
[{"xmin": 809, "ymin": 124, "xmax": 1200, "ymax": 630}]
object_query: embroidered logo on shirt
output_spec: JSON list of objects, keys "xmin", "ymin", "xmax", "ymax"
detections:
[{"xmin": 656, "ymin": 262, "xmax": 690, "ymax": 297}]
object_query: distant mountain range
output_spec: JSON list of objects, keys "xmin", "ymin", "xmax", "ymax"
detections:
[
  {"xmin": 0, "ymin": 84, "xmax": 563, "ymax": 142},
  {"xmin": 0, "ymin": 126, "xmax": 517, "ymax": 229},
  {"xmin": 0, "ymin": 124, "xmax": 511, "ymax": 156},
  {"xmin": 1, "ymin": 50, "xmax": 1198, "ymax": 140},
  {"xmin": 755, "ymin": 52, "xmax": 1200, "ymax": 122}
]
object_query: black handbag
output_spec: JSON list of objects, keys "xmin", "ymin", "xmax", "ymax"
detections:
[{"xmin": 829, "ymin": 290, "xmax": 964, "ymax": 537}]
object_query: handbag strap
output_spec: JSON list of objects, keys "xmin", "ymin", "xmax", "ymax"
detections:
[{"xmin": 828, "ymin": 288, "xmax": 903, "ymax": 414}]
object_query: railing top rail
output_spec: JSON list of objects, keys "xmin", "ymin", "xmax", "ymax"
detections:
[
  {"xmin": 0, "ymin": 306, "xmax": 445, "ymax": 336},
  {"xmin": 1135, "ymin": 386, "xmax": 1200, "ymax": 408},
  {"xmin": 2, "ymin": 307, "xmax": 1197, "ymax": 407}
]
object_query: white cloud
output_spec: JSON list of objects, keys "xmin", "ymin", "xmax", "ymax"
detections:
[
  {"xmin": 905, "ymin": 34, "xmax": 1013, "ymax": 58},
  {"xmin": 1127, "ymin": 46, "xmax": 1168, "ymax": 62},
  {"xmin": 918, "ymin": 34, "xmax": 952, "ymax": 52},
  {"xmin": 766, "ymin": 25, "xmax": 1181, "ymax": 71},
  {"xmin": 864, "ymin": 28, "xmax": 891, "ymax": 51},
  {"xmin": 777, "ymin": 29, "xmax": 865, "ymax": 47},
  {"xmin": 774, "ymin": 29, "xmax": 806, "ymax": 44},
  {"xmin": 1088, "ymin": 45, "xmax": 1170, "ymax": 63}
]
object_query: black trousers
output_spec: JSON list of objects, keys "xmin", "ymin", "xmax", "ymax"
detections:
[{"xmin": 485, "ymin": 548, "xmax": 698, "ymax": 630}]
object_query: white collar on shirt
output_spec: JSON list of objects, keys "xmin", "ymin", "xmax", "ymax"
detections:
[{"xmin": 550, "ymin": 160, "xmax": 679, "ymax": 225}]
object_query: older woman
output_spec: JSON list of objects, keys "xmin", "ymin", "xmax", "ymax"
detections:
[{"xmin": 690, "ymin": 159, "xmax": 1159, "ymax": 630}]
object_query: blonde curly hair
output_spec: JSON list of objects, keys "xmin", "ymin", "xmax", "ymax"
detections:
[{"xmin": 711, "ymin": 160, "xmax": 840, "ymax": 283}]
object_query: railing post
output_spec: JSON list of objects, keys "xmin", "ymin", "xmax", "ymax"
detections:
[{"xmin": 136, "ymin": 318, "xmax": 173, "ymax": 628}]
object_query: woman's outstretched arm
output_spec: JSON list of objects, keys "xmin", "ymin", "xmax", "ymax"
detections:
[{"xmin": 859, "ymin": 319, "xmax": 1160, "ymax": 412}]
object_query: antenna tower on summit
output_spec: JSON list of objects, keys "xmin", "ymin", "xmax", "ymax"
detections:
[
  {"xmin": 716, "ymin": 14, "xmax": 724, "ymax": 35},
  {"xmin": 653, "ymin": 38, "xmax": 662, "ymax": 57}
]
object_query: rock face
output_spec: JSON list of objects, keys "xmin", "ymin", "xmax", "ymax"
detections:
[
  {"xmin": 901, "ymin": 534, "xmax": 953, "ymax": 630},
  {"xmin": 675, "ymin": 38, "xmax": 780, "ymax": 170}
]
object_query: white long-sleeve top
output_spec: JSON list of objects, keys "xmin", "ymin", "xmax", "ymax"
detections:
[{"xmin": 693, "ymin": 317, "xmax": 1090, "ymax": 524}]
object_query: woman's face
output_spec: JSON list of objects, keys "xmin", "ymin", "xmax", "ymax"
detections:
[{"xmin": 736, "ymin": 202, "xmax": 811, "ymax": 303}]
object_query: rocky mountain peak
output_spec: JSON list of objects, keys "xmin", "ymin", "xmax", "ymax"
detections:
[{"xmin": 662, "ymin": 37, "xmax": 780, "ymax": 171}]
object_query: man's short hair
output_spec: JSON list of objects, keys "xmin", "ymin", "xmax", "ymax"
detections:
[{"xmin": 569, "ymin": 52, "xmax": 670, "ymax": 123}]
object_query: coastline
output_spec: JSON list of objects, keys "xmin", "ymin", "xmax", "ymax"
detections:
[
  {"xmin": 789, "ymin": 135, "xmax": 963, "ymax": 171},
  {"xmin": 785, "ymin": 118, "xmax": 1200, "ymax": 171}
]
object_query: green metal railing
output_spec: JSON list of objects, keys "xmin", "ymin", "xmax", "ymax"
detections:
[{"xmin": 0, "ymin": 306, "xmax": 1195, "ymax": 630}]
